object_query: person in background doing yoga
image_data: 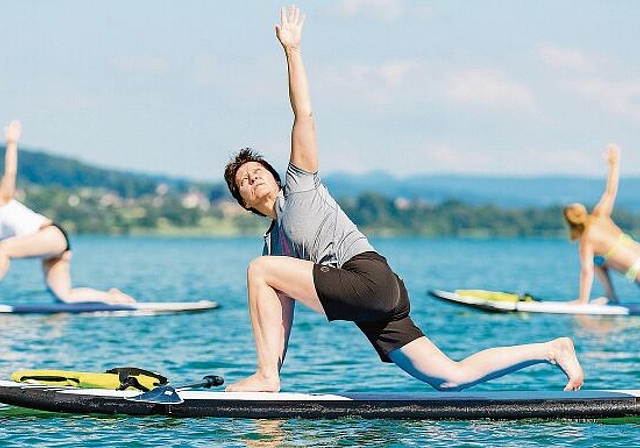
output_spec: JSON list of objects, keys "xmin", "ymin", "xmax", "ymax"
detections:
[
  {"xmin": 0, "ymin": 120, "xmax": 136, "ymax": 304},
  {"xmin": 564, "ymin": 144, "xmax": 640, "ymax": 304}
]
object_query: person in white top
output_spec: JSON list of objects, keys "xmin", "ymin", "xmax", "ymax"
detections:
[{"xmin": 0, "ymin": 120, "xmax": 136, "ymax": 304}]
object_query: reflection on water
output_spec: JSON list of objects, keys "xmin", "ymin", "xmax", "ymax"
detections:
[{"xmin": 242, "ymin": 420, "xmax": 286, "ymax": 448}]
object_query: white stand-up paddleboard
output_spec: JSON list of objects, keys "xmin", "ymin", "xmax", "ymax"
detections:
[
  {"xmin": 0, "ymin": 300, "xmax": 219, "ymax": 316},
  {"xmin": 429, "ymin": 290, "xmax": 640, "ymax": 315},
  {"xmin": 0, "ymin": 380, "xmax": 638, "ymax": 420}
]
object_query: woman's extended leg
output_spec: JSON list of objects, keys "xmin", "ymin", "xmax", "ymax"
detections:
[
  {"xmin": 42, "ymin": 253, "xmax": 135, "ymax": 304},
  {"xmin": 389, "ymin": 336, "xmax": 584, "ymax": 391},
  {"xmin": 0, "ymin": 226, "xmax": 134, "ymax": 304},
  {"xmin": 226, "ymin": 256, "xmax": 324, "ymax": 392}
]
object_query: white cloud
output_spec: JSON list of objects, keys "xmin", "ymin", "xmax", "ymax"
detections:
[
  {"xmin": 339, "ymin": 0, "xmax": 405, "ymax": 20},
  {"xmin": 537, "ymin": 45, "xmax": 596, "ymax": 73},
  {"xmin": 318, "ymin": 60, "xmax": 422, "ymax": 106},
  {"xmin": 414, "ymin": 142, "xmax": 604, "ymax": 176},
  {"xmin": 419, "ymin": 142, "xmax": 470, "ymax": 171},
  {"xmin": 113, "ymin": 55, "xmax": 170, "ymax": 74},
  {"xmin": 192, "ymin": 55, "xmax": 220, "ymax": 86},
  {"xmin": 318, "ymin": 61, "xmax": 538, "ymax": 115},
  {"xmin": 446, "ymin": 68, "xmax": 536, "ymax": 112},
  {"xmin": 191, "ymin": 54, "xmax": 282, "ymax": 103},
  {"xmin": 536, "ymin": 46, "xmax": 640, "ymax": 123},
  {"xmin": 376, "ymin": 61, "xmax": 418, "ymax": 88},
  {"xmin": 570, "ymin": 78, "xmax": 640, "ymax": 123}
]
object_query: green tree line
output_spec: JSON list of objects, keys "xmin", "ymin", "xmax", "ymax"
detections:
[
  {"xmin": 341, "ymin": 193, "xmax": 640, "ymax": 238},
  {"xmin": 7, "ymin": 147, "xmax": 640, "ymax": 238}
]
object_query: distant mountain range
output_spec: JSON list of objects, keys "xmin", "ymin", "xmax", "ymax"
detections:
[
  {"xmin": 5, "ymin": 146, "xmax": 639, "ymax": 211},
  {"xmin": 4, "ymin": 146, "xmax": 226, "ymax": 200},
  {"xmin": 323, "ymin": 171, "xmax": 640, "ymax": 212}
]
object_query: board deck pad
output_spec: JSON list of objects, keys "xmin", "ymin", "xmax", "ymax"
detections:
[
  {"xmin": 429, "ymin": 290, "xmax": 640, "ymax": 315},
  {"xmin": 0, "ymin": 380, "xmax": 638, "ymax": 420},
  {"xmin": 0, "ymin": 300, "xmax": 218, "ymax": 315}
]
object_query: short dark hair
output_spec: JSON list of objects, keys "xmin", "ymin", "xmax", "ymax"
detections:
[{"xmin": 224, "ymin": 148, "xmax": 281, "ymax": 216}]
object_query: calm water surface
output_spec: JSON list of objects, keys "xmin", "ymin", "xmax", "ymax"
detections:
[{"xmin": 0, "ymin": 236, "xmax": 638, "ymax": 447}]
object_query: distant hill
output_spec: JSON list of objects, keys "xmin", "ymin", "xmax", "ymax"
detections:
[
  {"xmin": 322, "ymin": 172, "xmax": 640, "ymax": 212},
  {"xmin": 1, "ymin": 146, "xmax": 227, "ymax": 200}
]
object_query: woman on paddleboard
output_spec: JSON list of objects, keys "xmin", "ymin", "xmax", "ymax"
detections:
[
  {"xmin": 0, "ymin": 120, "xmax": 136, "ymax": 304},
  {"xmin": 223, "ymin": 6, "xmax": 583, "ymax": 393},
  {"xmin": 564, "ymin": 144, "xmax": 640, "ymax": 304}
]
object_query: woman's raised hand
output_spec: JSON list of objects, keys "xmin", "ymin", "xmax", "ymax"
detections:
[
  {"xmin": 606, "ymin": 143, "xmax": 620, "ymax": 165},
  {"xmin": 276, "ymin": 5, "xmax": 305, "ymax": 51},
  {"xmin": 3, "ymin": 120, "xmax": 22, "ymax": 144}
]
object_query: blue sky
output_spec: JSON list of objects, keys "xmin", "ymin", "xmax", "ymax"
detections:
[{"xmin": 0, "ymin": 0, "xmax": 638, "ymax": 181}]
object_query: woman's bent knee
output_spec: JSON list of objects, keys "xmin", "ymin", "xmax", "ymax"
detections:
[{"xmin": 247, "ymin": 256, "xmax": 271, "ymax": 281}]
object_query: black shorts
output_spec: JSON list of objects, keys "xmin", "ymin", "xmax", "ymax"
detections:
[
  {"xmin": 49, "ymin": 222, "xmax": 71, "ymax": 252},
  {"xmin": 312, "ymin": 251, "xmax": 424, "ymax": 362}
]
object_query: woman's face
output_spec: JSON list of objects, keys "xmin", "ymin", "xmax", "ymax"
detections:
[
  {"xmin": 564, "ymin": 203, "xmax": 587, "ymax": 224},
  {"xmin": 235, "ymin": 161, "xmax": 279, "ymax": 209}
]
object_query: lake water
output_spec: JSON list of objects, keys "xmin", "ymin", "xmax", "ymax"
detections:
[{"xmin": 0, "ymin": 236, "xmax": 638, "ymax": 447}]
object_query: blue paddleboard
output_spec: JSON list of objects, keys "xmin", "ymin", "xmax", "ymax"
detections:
[{"xmin": 0, "ymin": 301, "xmax": 218, "ymax": 315}]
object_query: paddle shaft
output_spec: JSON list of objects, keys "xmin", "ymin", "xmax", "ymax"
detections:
[{"xmin": 176, "ymin": 375, "xmax": 224, "ymax": 391}]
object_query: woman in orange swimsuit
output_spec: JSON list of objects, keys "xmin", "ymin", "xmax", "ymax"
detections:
[{"xmin": 563, "ymin": 144, "xmax": 640, "ymax": 304}]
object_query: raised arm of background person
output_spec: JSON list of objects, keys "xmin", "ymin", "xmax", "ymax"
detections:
[
  {"xmin": 0, "ymin": 120, "xmax": 22, "ymax": 205},
  {"xmin": 276, "ymin": 5, "xmax": 318, "ymax": 173},
  {"xmin": 593, "ymin": 144, "xmax": 620, "ymax": 217}
]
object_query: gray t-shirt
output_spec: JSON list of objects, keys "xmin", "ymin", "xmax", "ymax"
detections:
[{"xmin": 263, "ymin": 163, "xmax": 375, "ymax": 267}]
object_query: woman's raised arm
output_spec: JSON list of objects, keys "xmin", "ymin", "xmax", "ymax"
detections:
[
  {"xmin": 0, "ymin": 120, "xmax": 22, "ymax": 205},
  {"xmin": 276, "ymin": 5, "xmax": 318, "ymax": 173},
  {"xmin": 593, "ymin": 144, "xmax": 620, "ymax": 217}
]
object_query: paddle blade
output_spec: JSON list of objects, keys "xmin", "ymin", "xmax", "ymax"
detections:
[
  {"xmin": 125, "ymin": 375, "xmax": 224, "ymax": 404},
  {"xmin": 126, "ymin": 385, "xmax": 184, "ymax": 404}
]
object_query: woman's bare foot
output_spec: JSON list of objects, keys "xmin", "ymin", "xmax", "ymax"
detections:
[
  {"xmin": 225, "ymin": 372, "xmax": 280, "ymax": 392},
  {"xmin": 105, "ymin": 288, "xmax": 136, "ymax": 304},
  {"xmin": 549, "ymin": 337, "xmax": 584, "ymax": 391}
]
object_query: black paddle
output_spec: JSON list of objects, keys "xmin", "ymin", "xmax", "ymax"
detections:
[
  {"xmin": 174, "ymin": 375, "xmax": 224, "ymax": 391},
  {"xmin": 126, "ymin": 375, "xmax": 224, "ymax": 404}
]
